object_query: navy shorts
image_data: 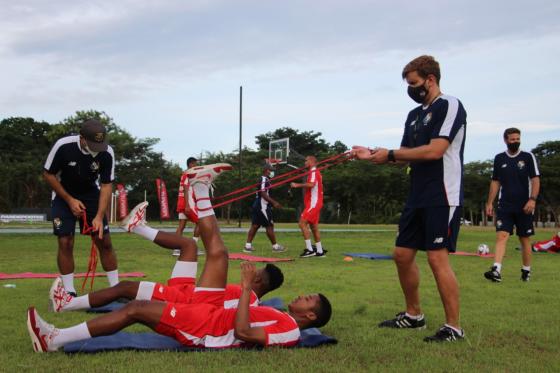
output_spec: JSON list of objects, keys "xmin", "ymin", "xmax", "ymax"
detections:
[
  {"xmin": 251, "ymin": 204, "xmax": 273, "ymax": 227},
  {"xmin": 396, "ymin": 206, "xmax": 461, "ymax": 252},
  {"xmin": 51, "ymin": 193, "xmax": 110, "ymax": 237},
  {"xmin": 495, "ymin": 209, "xmax": 534, "ymax": 237}
]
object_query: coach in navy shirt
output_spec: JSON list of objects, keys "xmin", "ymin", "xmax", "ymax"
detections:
[
  {"xmin": 353, "ymin": 55, "xmax": 466, "ymax": 342},
  {"xmin": 484, "ymin": 128, "xmax": 540, "ymax": 283},
  {"xmin": 43, "ymin": 119, "xmax": 119, "ymax": 296}
]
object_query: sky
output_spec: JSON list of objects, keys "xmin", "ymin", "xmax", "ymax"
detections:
[{"xmin": 2, "ymin": 0, "xmax": 559, "ymax": 166}]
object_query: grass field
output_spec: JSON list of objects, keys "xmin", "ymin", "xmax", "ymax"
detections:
[{"xmin": 1, "ymin": 224, "xmax": 559, "ymax": 372}]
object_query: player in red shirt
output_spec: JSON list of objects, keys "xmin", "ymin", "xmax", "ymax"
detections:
[
  {"xmin": 28, "ymin": 163, "xmax": 332, "ymax": 351},
  {"xmin": 175, "ymin": 157, "xmax": 201, "ymax": 256},
  {"xmin": 290, "ymin": 156, "xmax": 326, "ymax": 258}
]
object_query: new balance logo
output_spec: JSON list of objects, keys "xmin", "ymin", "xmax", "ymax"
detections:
[
  {"xmin": 68, "ymin": 162, "xmax": 76, "ymax": 166},
  {"xmin": 501, "ymin": 164, "xmax": 507, "ymax": 168},
  {"xmin": 433, "ymin": 237, "xmax": 444, "ymax": 244}
]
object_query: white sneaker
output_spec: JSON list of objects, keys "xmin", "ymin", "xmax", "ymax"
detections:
[
  {"xmin": 197, "ymin": 249, "xmax": 205, "ymax": 256},
  {"xmin": 49, "ymin": 277, "xmax": 73, "ymax": 313},
  {"xmin": 186, "ymin": 163, "xmax": 232, "ymax": 185},
  {"xmin": 121, "ymin": 201, "xmax": 149, "ymax": 232},
  {"xmin": 243, "ymin": 246, "xmax": 255, "ymax": 253},
  {"xmin": 27, "ymin": 307, "xmax": 59, "ymax": 352},
  {"xmin": 272, "ymin": 244, "xmax": 286, "ymax": 253},
  {"xmin": 171, "ymin": 249, "xmax": 180, "ymax": 256}
]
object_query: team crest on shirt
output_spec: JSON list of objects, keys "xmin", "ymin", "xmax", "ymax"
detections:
[
  {"xmin": 53, "ymin": 218, "xmax": 62, "ymax": 229},
  {"xmin": 517, "ymin": 160, "xmax": 525, "ymax": 170},
  {"xmin": 170, "ymin": 307, "xmax": 176, "ymax": 318},
  {"xmin": 423, "ymin": 112, "xmax": 432, "ymax": 125},
  {"xmin": 90, "ymin": 161, "xmax": 100, "ymax": 172},
  {"xmin": 94, "ymin": 133, "xmax": 105, "ymax": 142},
  {"xmin": 496, "ymin": 220, "xmax": 502, "ymax": 228}
]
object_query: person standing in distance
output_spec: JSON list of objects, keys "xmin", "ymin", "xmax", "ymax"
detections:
[
  {"xmin": 353, "ymin": 55, "xmax": 467, "ymax": 342},
  {"xmin": 175, "ymin": 157, "xmax": 201, "ymax": 256},
  {"xmin": 43, "ymin": 119, "xmax": 118, "ymax": 296},
  {"xmin": 484, "ymin": 128, "xmax": 540, "ymax": 282}
]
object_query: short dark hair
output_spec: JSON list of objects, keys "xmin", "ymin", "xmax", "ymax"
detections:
[
  {"xmin": 263, "ymin": 264, "xmax": 284, "ymax": 292},
  {"xmin": 503, "ymin": 127, "xmax": 521, "ymax": 140},
  {"xmin": 402, "ymin": 55, "xmax": 441, "ymax": 84},
  {"xmin": 309, "ymin": 293, "xmax": 332, "ymax": 329},
  {"xmin": 186, "ymin": 157, "xmax": 198, "ymax": 167}
]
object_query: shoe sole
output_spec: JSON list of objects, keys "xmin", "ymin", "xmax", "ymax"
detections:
[
  {"xmin": 27, "ymin": 307, "xmax": 47, "ymax": 353},
  {"xmin": 484, "ymin": 274, "xmax": 502, "ymax": 282},
  {"xmin": 48, "ymin": 277, "xmax": 62, "ymax": 312},
  {"xmin": 243, "ymin": 249, "xmax": 255, "ymax": 253},
  {"xmin": 186, "ymin": 164, "xmax": 233, "ymax": 182},
  {"xmin": 300, "ymin": 254, "xmax": 316, "ymax": 258},
  {"xmin": 379, "ymin": 324, "xmax": 427, "ymax": 330},
  {"xmin": 121, "ymin": 202, "xmax": 148, "ymax": 231}
]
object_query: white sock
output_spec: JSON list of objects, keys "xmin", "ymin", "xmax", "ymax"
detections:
[
  {"xmin": 63, "ymin": 294, "xmax": 91, "ymax": 311},
  {"xmin": 493, "ymin": 263, "xmax": 502, "ymax": 273},
  {"xmin": 60, "ymin": 273, "xmax": 76, "ymax": 294},
  {"xmin": 192, "ymin": 183, "xmax": 214, "ymax": 217},
  {"xmin": 405, "ymin": 312, "xmax": 424, "ymax": 320},
  {"xmin": 444, "ymin": 323, "xmax": 464, "ymax": 336},
  {"xmin": 171, "ymin": 261, "xmax": 198, "ymax": 279},
  {"xmin": 106, "ymin": 269, "xmax": 119, "ymax": 287},
  {"xmin": 131, "ymin": 224, "xmax": 158, "ymax": 242},
  {"xmin": 315, "ymin": 242, "xmax": 323, "ymax": 254},
  {"xmin": 245, "ymin": 242, "xmax": 252, "ymax": 249},
  {"xmin": 51, "ymin": 322, "xmax": 91, "ymax": 349},
  {"xmin": 305, "ymin": 239, "xmax": 313, "ymax": 251},
  {"xmin": 522, "ymin": 265, "xmax": 531, "ymax": 271},
  {"xmin": 193, "ymin": 236, "xmax": 199, "ymax": 242}
]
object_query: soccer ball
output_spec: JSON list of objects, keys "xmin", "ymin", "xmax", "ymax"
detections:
[{"xmin": 477, "ymin": 244, "xmax": 490, "ymax": 255}]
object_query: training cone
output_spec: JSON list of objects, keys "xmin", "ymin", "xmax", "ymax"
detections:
[{"xmin": 343, "ymin": 256, "xmax": 353, "ymax": 262}]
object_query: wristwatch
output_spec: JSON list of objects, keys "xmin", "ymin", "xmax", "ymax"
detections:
[
  {"xmin": 529, "ymin": 196, "xmax": 538, "ymax": 201},
  {"xmin": 388, "ymin": 149, "xmax": 396, "ymax": 163}
]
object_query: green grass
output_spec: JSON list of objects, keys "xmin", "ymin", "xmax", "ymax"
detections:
[{"xmin": 1, "ymin": 225, "xmax": 559, "ymax": 372}]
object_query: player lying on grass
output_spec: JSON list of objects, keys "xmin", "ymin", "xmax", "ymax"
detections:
[
  {"xmin": 532, "ymin": 232, "xmax": 560, "ymax": 253},
  {"xmin": 49, "ymin": 201, "xmax": 285, "ymax": 312},
  {"xmin": 28, "ymin": 163, "xmax": 332, "ymax": 352}
]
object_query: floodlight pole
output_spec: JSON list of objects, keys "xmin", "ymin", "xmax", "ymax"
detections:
[{"xmin": 238, "ymin": 86, "xmax": 242, "ymax": 228}]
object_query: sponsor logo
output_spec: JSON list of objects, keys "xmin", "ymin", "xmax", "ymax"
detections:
[
  {"xmin": 170, "ymin": 307, "xmax": 176, "ymax": 318},
  {"xmin": 68, "ymin": 161, "xmax": 76, "ymax": 167},
  {"xmin": 423, "ymin": 112, "xmax": 432, "ymax": 125},
  {"xmin": 53, "ymin": 218, "xmax": 62, "ymax": 229},
  {"xmin": 433, "ymin": 237, "xmax": 444, "ymax": 244},
  {"xmin": 527, "ymin": 229, "xmax": 533, "ymax": 234},
  {"xmin": 517, "ymin": 160, "xmax": 525, "ymax": 170}
]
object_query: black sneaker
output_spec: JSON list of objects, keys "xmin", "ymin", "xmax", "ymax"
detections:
[
  {"xmin": 300, "ymin": 248, "xmax": 316, "ymax": 258},
  {"xmin": 378, "ymin": 311, "xmax": 426, "ymax": 329},
  {"xmin": 521, "ymin": 269, "xmax": 531, "ymax": 282},
  {"xmin": 484, "ymin": 266, "xmax": 502, "ymax": 282},
  {"xmin": 315, "ymin": 249, "xmax": 327, "ymax": 258},
  {"xmin": 424, "ymin": 325, "xmax": 464, "ymax": 342}
]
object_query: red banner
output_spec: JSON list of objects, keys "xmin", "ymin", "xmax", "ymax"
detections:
[
  {"xmin": 116, "ymin": 184, "xmax": 129, "ymax": 220},
  {"xmin": 156, "ymin": 178, "xmax": 170, "ymax": 220}
]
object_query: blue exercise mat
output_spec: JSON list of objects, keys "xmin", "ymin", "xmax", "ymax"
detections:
[
  {"xmin": 343, "ymin": 252, "xmax": 393, "ymax": 260},
  {"xmin": 87, "ymin": 297, "xmax": 285, "ymax": 313},
  {"xmin": 63, "ymin": 328, "xmax": 336, "ymax": 353}
]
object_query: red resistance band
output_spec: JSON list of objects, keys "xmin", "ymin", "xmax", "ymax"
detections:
[
  {"xmin": 80, "ymin": 211, "xmax": 98, "ymax": 292},
  {"xmin": 211, "ymin": 151, "xmax": 353, "ymax": 209}
]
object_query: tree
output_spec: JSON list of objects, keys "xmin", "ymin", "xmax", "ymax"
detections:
[
  {"xmin": 532, "ymin": 141, "xmax": 560, "ymax": 226},
  {"xmin": 463, "ymin": 160, "xmax": 493, "ymax": 225}
]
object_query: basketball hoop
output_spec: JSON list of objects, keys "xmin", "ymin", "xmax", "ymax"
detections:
[{"xmin": 265, "ymin": 158, "xmax": 281, "ymax": 166}]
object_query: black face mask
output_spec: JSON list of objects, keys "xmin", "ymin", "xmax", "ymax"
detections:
[
  {"xmin": 507, "ymin": 142, "xmax": 520, "ymax": 152},
  {"xmin": 407, "ymin": 81, "xmax": 429, "ymax": 104}
]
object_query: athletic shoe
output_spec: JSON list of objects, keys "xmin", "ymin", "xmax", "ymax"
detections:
[
  {"xmin": 521, "ymin": 269, "xmax": 531, "ymax": 282},
  {"xmin": 243, "ymin": 247, "xmax": 256, "ymax": 253},
  {"xmin": 378, "ymin": 311, "xmax": 426, "ymax": 329},
  {"xmin": 314, "ymin": 249, "xmax": 327, "ymax": 258},
  {"xmin": 484, "ymin": 266, "xmax": 502, "ymax": 282},
  {"xmin": 49, "ymin": 277, "xmax": 73, "ymax": 313},
  {"xmin": 197, "ymin": 249, "xmax": 205, "ymax": 256},
  {"xmin": 186, "ymin": 163, "xmax": 233, "ymax": 185},
  {"xmin": 121, "ymin": 201, "xmax": 148, "ymax": 232},
  {"xmin": 299, "ymin": 248, "xmax": 316, "ymax": 258},
  {"xmin": 423, "ymin": 325, "xmax": 464, "ymax": 342},
  {"xmin": 272, "ymin": 244, "xmax": 286, "ymax": 253},
  {"xmin": 172, "ymin": 249, "xmax": 180, "ymax": 256},
  {"xmin": 27, "ymin": 307, "xmax": 59, "ymax": 352}
]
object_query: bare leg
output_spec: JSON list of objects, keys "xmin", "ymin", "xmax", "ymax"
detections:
[
  {"xmin": 153, "ymin": 230, "xmax": 197, "ymax": 262},
  {"xmin": 393, "ymin": 247, "xmax": 421, "ymax": 315},
  {"xmin": 246, "ymin": 224, "xmax": 260, "ymax": 244},
  {"xmin": 519, "ymin": 236, "xmax": 532, "ymax": 267},
  {"xmin": 494, "ymin": 231, "xmax": 510, "ymax": 264},
  {"xmin": 298, "ymin": 218, "xmax": 311, "ymax": 240},
  {"xmin": 57, "ymin": 236, "xmax": 75, "ymax": 275},
  {"xmin": 193, "ymin": 224, "xmax": 200, "ymax": 239},
  {"xmin": 264, "ymin": 226, "xmax": 277, "ymax": 245},
  {"xmin": 310, "ymin": 223, "xmax": 321, "ymax": 242},
  {"xmin": 427, "ymin": 249, "xmax": 460, "ymax": 328},
  {"xmin": 176, "ymin": 219, "xmax": 187, "ymax": 235},
  {"xmin": 87, "ymin": 281, "xmax": 142, "ymax": 307},
  {"xmin": 94, "ymin": 234, "xmax": 118, "ymax": 272},
  {"xmin": 86, "ymin": 300, "xmax": 166, "ymax": 336},
  {"xmin": 196, "ymin": 215, "xmax": 228, "ymax": 289}
]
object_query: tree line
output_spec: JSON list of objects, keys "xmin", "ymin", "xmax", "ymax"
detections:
[{"xmin": 1, "ymin": 112, "xmax": 558, "ymax": 226}]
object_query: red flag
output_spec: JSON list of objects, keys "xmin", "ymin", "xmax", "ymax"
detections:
[
  {"xmin": 116, "ymin": 184, "xmax": 129, "ymax": 220},
  {"xmin": 156, "ymin": 178, "xmax": 170, "ymax": 220}
]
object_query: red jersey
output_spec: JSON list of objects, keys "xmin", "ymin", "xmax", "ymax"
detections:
[
  {"xmin": 304, "ymin": 167, "xmax": 323, "ymax": 209},
  {"xmin": 176, "ymin": 173, "xmax": 196, "ymax": 213},
  {"xmin": 156, "ymin": 304, "xmax": 301, "ymax": 348}
]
